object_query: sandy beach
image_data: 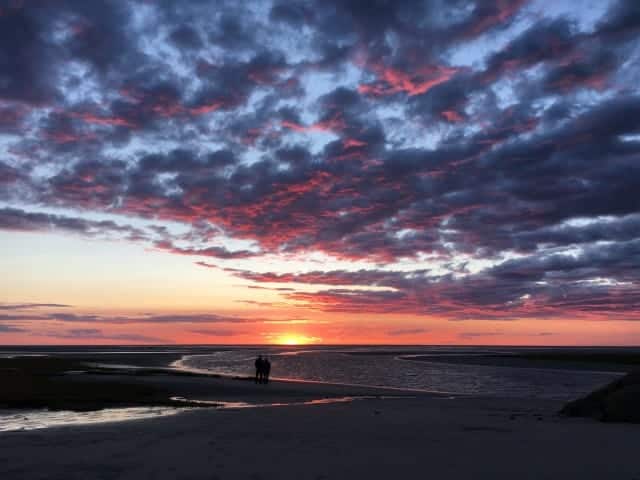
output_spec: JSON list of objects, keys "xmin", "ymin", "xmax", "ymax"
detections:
[{"xmin": 0, "ymin": 361, "xmax": 638, "ymax": 479}]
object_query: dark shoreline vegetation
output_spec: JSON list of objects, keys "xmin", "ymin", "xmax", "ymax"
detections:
[
  {"xmin": 397, "ymin": 352, "xmax": 640, "ymax": 373},
  {"xmin": 349, "ymin": 347, "xmax": 640, "ymax": 373},
  {"xmin": 0, "ymin": 357, "xmax": 219, "ymax": 411},
  {"xmin": 561, "ymin": 371, "xmax": 640, "ymax": 423}
]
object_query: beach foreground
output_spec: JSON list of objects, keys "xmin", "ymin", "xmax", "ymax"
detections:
[{"xmin": 1, "ymin": 374, "xmax": 638, "ymax": 479}]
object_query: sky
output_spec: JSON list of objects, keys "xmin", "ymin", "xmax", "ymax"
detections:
[{"xmin": 1, "ymin": 0, "xmax": 639, "ymax": 346}]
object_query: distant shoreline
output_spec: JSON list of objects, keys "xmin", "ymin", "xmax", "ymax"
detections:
[{"xmin": 398, "ymin": 352, "xmax": 640, "ymax": 373}]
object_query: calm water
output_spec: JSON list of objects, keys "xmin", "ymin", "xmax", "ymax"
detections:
[
  {"xmin": 174, "ymin": 345, "xmax": 624, "ymax": 401},
  {"xmin": 0, "ymin": 345, "xmax": 629, "ymax": 431}
]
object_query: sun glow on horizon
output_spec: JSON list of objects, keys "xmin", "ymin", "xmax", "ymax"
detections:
[{"xmin": 272, "ymin": 334, "xmax": 322, "ymax": 346}]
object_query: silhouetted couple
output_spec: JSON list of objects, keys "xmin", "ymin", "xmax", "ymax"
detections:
[{"xmin": 254, "ymin": 355, "xmax": 271, "ymax": 384}]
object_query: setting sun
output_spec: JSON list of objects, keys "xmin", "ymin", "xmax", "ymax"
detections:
[{"xmin": 273, "ymin": 334, "xmax": 321, "ymax": 346}]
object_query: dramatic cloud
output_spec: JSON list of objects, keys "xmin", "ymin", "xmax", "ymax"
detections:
[
  {"xmin": 224, "ymin": 267, "xmax": 430, "ymax": 288},
  {"xmin": 222, "ymin": 237, "xmax": 640, "ymax": 321},
  {"xmin": 0, "ymin": 303, "xmax": 71, "ymax": 311},
  {"xmin": 0, "ymin": 311, "xmax": 305, "ymax": 326},
  {"xmin": 0, "ymin": 207, "xmax": 146, "ymax": 239},
  {"xmin": 189, "ymin": 328, "xmax": 242, "ymax": 337},
  {"xmin": 38, "ymin": 313, "xmax": 255, "ymax": 324},
  {"xmin": 0, "ymin": 325, "xmax": 26, "ymax": 333},
  {"xmin": 154, "ymin": 240, "xmax": 259, "ymax": 260},
  {"xmin": 1, "ymin": 0, "xmax": 638, "ymax": 334},
  {"xmin": 388, "ymin": 328, "xmax": 430, "ymax": 336},
  {"xmin": 458, "ymin": 332, "xmax": 504, "ymax": 339},
  {"xmin": 34, "ymin": 329, "xmax": 166, "ymax": 343}
]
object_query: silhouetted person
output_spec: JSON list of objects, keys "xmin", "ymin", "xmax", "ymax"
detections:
[
  {"xmin": 263, "ymin": 357, "xmax": 271, "ymax": 384},
  {"xmin": 255, "ymin": 355, "xmax": 263, "ymax": 384}
]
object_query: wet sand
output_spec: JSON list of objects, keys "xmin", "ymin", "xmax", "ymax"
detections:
[{"xmin": 1, "ymin": 388, "xmax": 638, "ymax": 479}]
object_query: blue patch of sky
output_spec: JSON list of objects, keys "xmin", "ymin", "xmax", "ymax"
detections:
[
  {"xmin": 448, "ymin": 0, "xmax": 614, "ymax": 71},
  {"xmin": 446, "ymin": 11, "xmax": 531, "ymax": 69},
  {"xmin": 58, "ymin": 62, "xmax": 105, "ymax": 106},
  {"xmin": 529, "ymin": 0, "xmax": 614, "ymax": 33},
  {"xmin": 382, "ymin": 112, "xmax": 448, "ymax": 151}
]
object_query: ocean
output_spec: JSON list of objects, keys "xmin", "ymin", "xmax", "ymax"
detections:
[
  {"xmin": 1, "ymin": 345, "xmax": 632, "ymax": 432},
  {"xmin": 173, "ymin": 345, "xmax": 626, "ymax": 401},
  {"xmin": 1, "ymin": 345, "xmax": 629, "ymax": 401}
]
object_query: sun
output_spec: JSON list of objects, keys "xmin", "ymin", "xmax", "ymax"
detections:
[{"xmin": 273, "ymin": 334, "xmax": 320, "ymax": 346}]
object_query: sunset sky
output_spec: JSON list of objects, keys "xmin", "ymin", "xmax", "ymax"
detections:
[{"xmin": 1, "ymin": 0, "xmax": 639, "ymax": 345}]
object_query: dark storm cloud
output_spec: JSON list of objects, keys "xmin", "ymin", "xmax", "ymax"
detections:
[
  {"xmin": 60, "ymin": 1, "xmax": 137, "ymax": 72},
  {"xmin": 0, "ymin": 6, "xmax": 58, "ymax": 103},
  {"xmin": 481, "ymin": 18, "xmax": 578, "ymax": 81},
  {"xmin": 595, "ymin": 0, "xmax": 640, "ymax": 41},
  {"xmin": 0, "ymin": 1, "xmax": 140, "ymax": 104},
  {"xmin": 269, "ymin": 3, "xmax": 311, "ymax": 26},
  {"xmin": 168, "ymin": 25, "xmax": 203, "ymax": 50},
  {"xmin": 207, "ymin": 11, "xmax": 260, "ymax": 51},
  {"xmin": 2, "ymin": 0, "xmax": 639, "ymax": 322}
]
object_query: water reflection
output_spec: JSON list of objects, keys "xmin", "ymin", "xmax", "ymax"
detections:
[
  {"xmin": 170, "ymin": 395, "xmax": 381, "ymax": 409},
  {"xmin": 0, "ymin": 407, "xmax": 183, "ymax": 432},
  {"xmin": 174, "ymin": 347, "xmax": 621, "ymax": 400}
]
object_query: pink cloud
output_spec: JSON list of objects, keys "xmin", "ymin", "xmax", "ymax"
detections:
[
  {"xmin": 358, "ymin": 62, "xmax": 459, "ymax": 97},
  {"xmin": 281, "ymin": 113, "xmax": 345, "ymax": 133},
  {"xmin": 463, "ymin": 0, "xmax": 529, "ymax": 38},
  {"xmin": 441, "ymin": 110, "xmax": 464, "ymax": 123}
]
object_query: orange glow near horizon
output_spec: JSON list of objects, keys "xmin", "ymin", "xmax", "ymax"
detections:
[
  {"xmin": 3, "ymin": 232, "xmax": 640, "ymax": 347},
  {"xmin": 272, "ymin": 334, "xmax": 322, "ymax": 346}
]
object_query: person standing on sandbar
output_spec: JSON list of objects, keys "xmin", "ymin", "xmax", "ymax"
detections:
[
  {"xmin": 254, "ymin": 355, "xmax": 264, "ymax": 384},
  {"xmin": 263, "ymin": 357, "xmax": 271, "ymax": 384}
]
